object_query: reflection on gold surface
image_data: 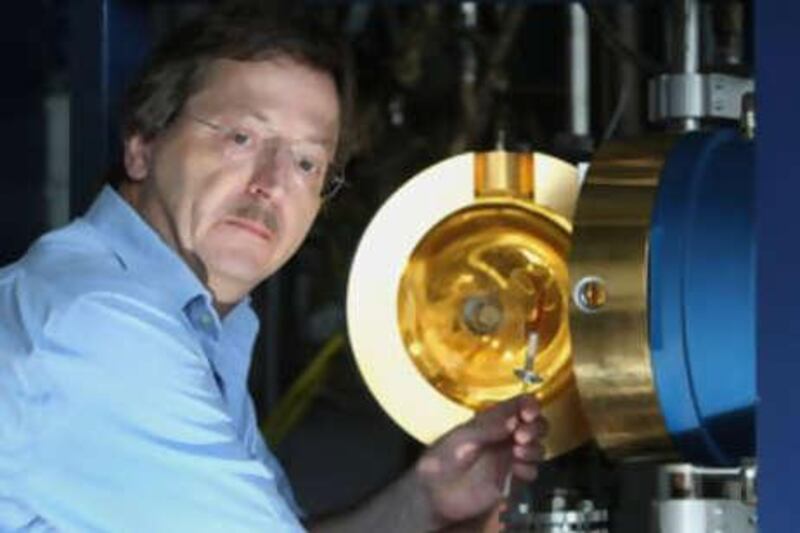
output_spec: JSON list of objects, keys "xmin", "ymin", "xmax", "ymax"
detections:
[
  {"xmin": 398, "ymin": 201, "xmax": 571, "ymax": 410},
  {"xmin": 474, "ymin": 151, "xmax": 534, "ymax": 200},
  {"xmin": 570, "ymin": 136, "xmax": 677, "ymax": 459}
]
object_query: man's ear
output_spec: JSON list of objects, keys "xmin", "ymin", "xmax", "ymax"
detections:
[{"xmin": 124, "ymin": 134, "xmax": 152, "ymax": 182}]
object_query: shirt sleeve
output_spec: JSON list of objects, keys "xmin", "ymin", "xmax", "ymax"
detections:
[{"xmin": 17, "ymin": 292, "xmax": 306, "ymax": 533}]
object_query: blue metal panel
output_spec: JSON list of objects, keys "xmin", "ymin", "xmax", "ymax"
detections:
[
  {"xmin": 649, "ymin": 130, "xmax": 755, "ymax": 466},
  {"xmin": 648, "ymin": 137, "xmax": 718, "ymax": 464},
  {"xmin": 69, "ymin": 0, "xmax": 151, "ymax": 217},
  {"xmin": 682, "ymin": 133, "xmax": 755, "ymax": 461},
  {"xmin": 756, "ymin": 1, "xmax": 800, "ymax": 530}
]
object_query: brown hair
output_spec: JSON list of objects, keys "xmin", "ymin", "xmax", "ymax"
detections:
[{"xmin": 116, "ymin": 2, "xmax": 354, "ymax": 184}]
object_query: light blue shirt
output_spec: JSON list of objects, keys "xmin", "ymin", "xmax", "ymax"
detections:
[{"xmin": 0, "ymin": 187, "xmax": 305, "ymax": 532}]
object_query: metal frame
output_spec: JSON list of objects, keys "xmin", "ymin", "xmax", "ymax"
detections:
[{"xmin": 755, "ymin": 1, "xmax": 800, "ymax": 530}]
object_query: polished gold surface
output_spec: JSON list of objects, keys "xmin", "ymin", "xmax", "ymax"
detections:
[
  {"xmin": 398, "ymin": 201, "xmax": 571, "ymax": 410},
  {"xmin": 347, "ymin": 152, "xmax": 590, "ymax": 457},
  {"xmin": 569, "ymin": 136, "xmax": 678, "ymax": 459},
  {"xmin": 474, "ymin": 151, "xmax": 534, "ymax": 199}
]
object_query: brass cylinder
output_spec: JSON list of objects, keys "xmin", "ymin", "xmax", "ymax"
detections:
[
  {"xmin": 569, "ymin": 136, "xmax": 678, "ymax": 459},
  {"xmin": 474, "ymin": 151, "xmax": 534, "ymax": 199}
]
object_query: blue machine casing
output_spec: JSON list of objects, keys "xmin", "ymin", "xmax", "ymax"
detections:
[{"xmin": 649, "ymin": 130, "xmax": 755, "ymax": 466}]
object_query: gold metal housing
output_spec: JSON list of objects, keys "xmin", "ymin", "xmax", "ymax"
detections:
[
  {"xmin": 347, "ymin": 151, "xmax": 590, "ymax": 457},
  {"xmin": 569, "ymin": 136, "xmax": 678, "ymax": 459}
]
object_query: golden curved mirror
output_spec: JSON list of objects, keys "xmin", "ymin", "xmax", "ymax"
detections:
[{"xmin": 399, "ymin": 201, "xmax": 572, "ymax": 411}]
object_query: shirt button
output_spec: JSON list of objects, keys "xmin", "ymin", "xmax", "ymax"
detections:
[{"xmin": 200, "ymin": 313, "xmax": 213, "ymax": 327}]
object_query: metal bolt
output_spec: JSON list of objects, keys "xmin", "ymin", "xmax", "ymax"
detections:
[
  {"xmin": 462, "ymin": 295, "xmax": 504, "ymax": 335},
  {"xmin": 574, "ymin": 276, "xmax": 607, "ymax": 312}
]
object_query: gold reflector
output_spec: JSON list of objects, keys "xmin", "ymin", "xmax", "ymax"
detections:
[
  {"xmin": 347, "ymin": 152, "xmax": 590, "ymax": 457},
  {"xmin": 398, "ymin": 201, "xmax": 571, "ymax": 411}
]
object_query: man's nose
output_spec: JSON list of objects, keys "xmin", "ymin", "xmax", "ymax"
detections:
[{"xmin": 248, "ymin": 145, "xmax": 292, "ymax": 197}]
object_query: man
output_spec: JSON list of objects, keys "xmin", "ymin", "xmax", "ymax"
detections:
[{"xmin": 0, "ymin": 4, "xmax": 547, "ymax": 531}]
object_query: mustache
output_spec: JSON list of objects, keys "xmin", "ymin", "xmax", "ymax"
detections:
[{"xmin": 228, "ymin": 202, "xmax": 279, "ymax": 234}]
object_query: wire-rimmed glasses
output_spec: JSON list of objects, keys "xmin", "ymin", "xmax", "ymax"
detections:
[{"xmin": 187, "ymin": 113, "xmax": 346, "ymax": 201}]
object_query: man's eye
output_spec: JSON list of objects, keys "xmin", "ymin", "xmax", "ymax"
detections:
[
  {"xmin": 297, "ymin": 157, "xmax": 320, "ymax": 176},
  {"xmin": 229, "ymin": 130, "xmax": 252, "ymax": 147}
]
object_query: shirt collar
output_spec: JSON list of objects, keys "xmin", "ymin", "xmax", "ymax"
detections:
[{"xmin": 83, "ymin": 186, "xmax": 255, "ymax": 329}]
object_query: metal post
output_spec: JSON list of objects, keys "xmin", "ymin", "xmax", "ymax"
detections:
[
  {"xmin": 674, "ymin": 0, "xmax": 701, "ymax": 131},
  {"xmin": 568, "ymin": 4, "xmax": 591, "ymax": 138}
]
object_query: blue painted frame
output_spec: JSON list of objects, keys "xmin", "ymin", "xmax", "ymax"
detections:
[{"xmin": 755, "ymin": 2, "xmax": 800, "ymax": 530}]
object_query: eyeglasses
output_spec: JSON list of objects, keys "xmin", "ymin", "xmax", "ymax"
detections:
[{"xmin": 187, "ymin": 113, "xmax": 346, "ymax": 200}]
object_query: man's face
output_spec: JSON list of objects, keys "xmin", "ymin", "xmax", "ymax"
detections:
[{"xmin": 122, "ymin": 57, "xmax": 340, "ymax": 308}]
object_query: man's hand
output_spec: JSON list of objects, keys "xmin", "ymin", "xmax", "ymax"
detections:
[
  {"xmin": 413, "ymin": 394, "xmax": 548, "ymax": 529},
  {"xmin": 310, "ymin": 394, "xmax": 547, "ymax": 533}
]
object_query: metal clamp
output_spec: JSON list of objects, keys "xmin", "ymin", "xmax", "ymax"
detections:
[{"xmin": 648, "ymin": 73, "xmax": 754, "ymax": 123}]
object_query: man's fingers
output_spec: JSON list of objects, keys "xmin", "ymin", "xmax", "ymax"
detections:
[
  {"xmin": 512, "ymin": 417, "xmax": 548, "ymax": 445},
  {"xmin": 458, "ymin": 398, "xmax": 522, "ymax": 445},
  {"xmin": 513, "ymin": 443, "xmax": 544, "ymax": 462},
  {"xmin": 464, "ymin": 394, "xmax": 544, "ymax": 446},
  {"xmin": 516, "ymin": 394, "xmax": 542, "ymax": 422},
  {"xmin": 438, "ymin": 394, "xmax": 546, "ymax": 473}
]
